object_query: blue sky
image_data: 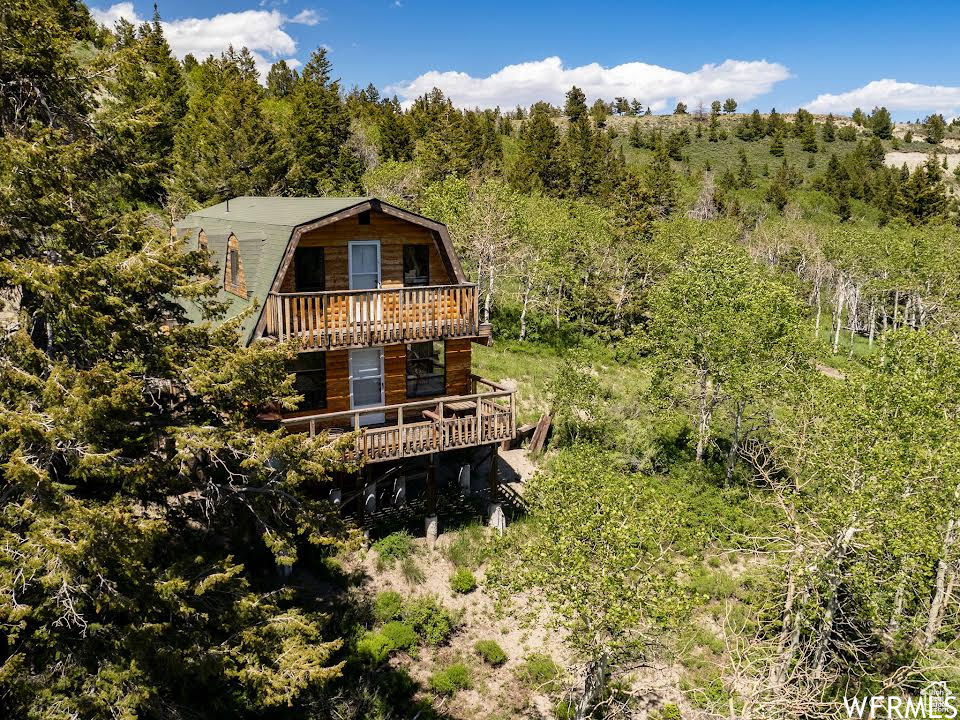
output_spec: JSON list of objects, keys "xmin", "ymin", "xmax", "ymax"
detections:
[{"xmin": 90, "ymin": 0, "xmax": 960, "ymax": 119}]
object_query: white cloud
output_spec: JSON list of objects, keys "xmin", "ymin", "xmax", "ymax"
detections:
[
  {"xmin": 89, "ymin": 3, "xmax": 323, "ymax": 80},
  {"xmin": 807, "ymin": 79, "xmax": 960, "ymax": 117},
  {"xmin": 386, "ymin": 56, "xmax": 790, "ymax": 110}
]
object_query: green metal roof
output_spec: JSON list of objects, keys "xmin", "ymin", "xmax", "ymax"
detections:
[
  {"xmin": 188, "ymin": 196, "xmax": 372, "ymax": 227},
  {"xmin": 174, "ymin": 195, "xmax": 463, "ymax": 345},
  {"xmin": 175, "ymin": 197, "xmax": 370, "ymax": 344}
]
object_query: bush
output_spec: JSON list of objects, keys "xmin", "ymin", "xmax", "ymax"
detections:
[
  {"xmin": 450, "ymin": 568, "xmax": 477, "ymax": 594},
  {"xmin": 447, "ymin": 524, "xmax": 490, "ymax": 568},
  {"xmin": 373, "ymin": 531, "xmax": 414, "ymax": 569},
  {"xmin": 381, "ymin": 621, "xmax": 418, "ymax": 652},
  {"xmin": 474, "ymin": 639, "xmax": 507, "ymax": 667},
  {"xmin": 555, "ymin": 700, "xmax": 576, "ymax": 719},
  {"xmin": 373, "ymin": 591, "xmax": 403, "ymax": 623},
  {"xmin": 429, "ymin": 662, "xmax": 472, "ymax": 696},
  {"xmin": 356, "ymin": 630, "xmax": 392, "ymax": 664},
  {"xmin": 517, "ymin": 653, "xmax": 561, "ymax": 689},
  {"xmin": 400, "ymin": 555, "xmax": 425, "ymax": 584},
  {"xmin": 657, "ymin": 704, "xmax": 683, "ymax": 720},
  {"xmin": 402, "ymin": 596, "xmax": 455, "ymax": 646}
]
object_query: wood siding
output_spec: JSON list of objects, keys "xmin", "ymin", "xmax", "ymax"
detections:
[
  {"xmin": 282, "ymin": 339, "xmax": 473, "ymax": 421},
  {"xmin": 279, "ymin": 209, "xmax": 450, "ymax": 293}
]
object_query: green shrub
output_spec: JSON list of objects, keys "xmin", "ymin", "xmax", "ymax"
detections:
[
  {"xmin": 450, "ymin": 567, "xmax": 477, "ymax": 594},
  {"xmin": 429, "ymin": 662, "xmax": 472, "ymax": 696},
  {"xmin": 657, "ymin": 704, "xmax": 683, "ymax": 720},
  {"xmin": 400, "ymin": 555, "xmax": 425, "ymax": 584},
  {"xmin": 381, "ymin": 621, "xmax": 418, "ymax": 652},
  {"xmin": 373, "ymin": 590, "xmax": 403, "ymax": 623},
  {"xmin": 402, "ymin": 596, "xmax": 455, "ymax": 646},
  {"xmin": 517, "ymin": 653, "xmax": 561, "ymax": 689},
  {"xmin": 474, "ymin": 639, "xmax": 507, "ymax": 667},
  {"xmin": 373, "ymin": 531, "xmax": 414, "ymax": 569},
  {"xmin": 446, "ymin": 524, "xmax": 490, "ymax": 568},
  {"xmin": 555, "ymin": 700, "xmax": 576, "ymax": 719},
  {"xmin": 356, "ymin": 630, "xmax": 392, "ymax": 664}
]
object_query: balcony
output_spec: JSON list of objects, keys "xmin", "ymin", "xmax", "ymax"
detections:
[
  {"xmin": 261, "ymin": 284, "xmax": 479, "ymax": 350},
  {"xmin": 282, "ymin": 376, "xmax": 515, "ymax": 464}
]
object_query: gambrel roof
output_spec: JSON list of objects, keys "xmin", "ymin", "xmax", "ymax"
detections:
[{"xmin": 174, "ymin": 196, "xmax": 466, "ymax": 344}]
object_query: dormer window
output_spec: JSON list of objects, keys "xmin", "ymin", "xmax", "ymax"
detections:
[{"xmin": 224, "ymin": 233, "xmax": 246, "ymax": 298}]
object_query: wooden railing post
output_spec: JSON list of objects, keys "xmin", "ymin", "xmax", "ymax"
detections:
[{"xmin": 398, "ymin": 405, "xmax": 404, "ymax": 458}]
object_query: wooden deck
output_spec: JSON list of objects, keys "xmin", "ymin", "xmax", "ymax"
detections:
[
  {"xmin": 260, "ymin": 284, "xmax": 478, "ymax": 349},
  {"xmin": 282, "ymin": 376, "xmax": 515, "ymax": 464}
]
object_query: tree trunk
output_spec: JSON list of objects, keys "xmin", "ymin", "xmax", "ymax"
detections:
[
  {"xmin": 831, "ymin": 287, "xmax": 844, "ymax": 355},
  {"xmin": 519, "ymin": 274, "xmax": 533, "ymax": 342},
  {"xmin": 813, "ymin": 525, "xmax": 857, "ymax": 677},
  {"xmin": 725, "ymin": 400, "xmax": 745, "ymax": 484},
  {"xmin": 483, "ymin": 253, "xmax": 495, "ymax": 325},
  {"xmin": 695, "ymin": 371, "xmax": 719, "ymax": 464},
  {"xmin": 923, "ymin": 517, "xmax": 956, "ymax": 648},
  {"xmin": 813, "ymin": 281, "xmax": 822, "ymax": 339},
  {"xmin": 555, "ymin": 281, "xmax": 562, "ymax": 330},
  {"xmin": 868, "ymin": 299, "xmax": 876, "ymax": 347},
  {"xmin": 893, "ymin": 289, "xmax": 900, "ymax": 330},
  {"xmin": 575, "ymin": 651, "xmax": 609, "ymax": 720}
]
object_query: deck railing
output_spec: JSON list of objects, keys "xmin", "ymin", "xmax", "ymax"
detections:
[
  {"xmin": 262, "ymin": 284, "xmax": 478, "ymax": 349},
  {"xmin": 282, "ymin": 376, "xmax": 515, "ymax": 463}
]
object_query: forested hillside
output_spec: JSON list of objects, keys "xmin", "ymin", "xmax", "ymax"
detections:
[{"xmin": 1, "ymin": 2, "xmax": 959, "ymax": 719}]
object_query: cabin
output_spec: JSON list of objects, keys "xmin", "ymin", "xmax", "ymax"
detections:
[{"xmin": 175, "ymin": 197, "xmax": 515, "ymax": 525}]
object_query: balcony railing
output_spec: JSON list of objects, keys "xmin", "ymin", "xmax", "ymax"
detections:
[
  {"xmin": 261, "ymin": 284, "xmax": 478, "ymax": 349},
  {"xmin": 282, "ymin": 376, "xmax": 515, "ymax": 463}
]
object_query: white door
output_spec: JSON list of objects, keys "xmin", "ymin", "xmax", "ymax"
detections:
[
  {"xmin": 349, "ymin": 240, "xmax": 381, "ymax": 324},
  {"xmin": 349, "ymin": 347, "xmax": 385, "ymax": 426}
]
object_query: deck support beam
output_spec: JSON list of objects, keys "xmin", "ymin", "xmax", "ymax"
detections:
[{"xmin": 425, "ymin": 453, "xmax": 438, "ymax": 548}]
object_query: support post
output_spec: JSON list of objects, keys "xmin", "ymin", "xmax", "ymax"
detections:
[
  {"xmin": 425, "ymin": 453, "xmax": 438, "ymax": 549},
  {"xmin": 487, "ymin": 444, "xmax": 505, "ymax": 534}
]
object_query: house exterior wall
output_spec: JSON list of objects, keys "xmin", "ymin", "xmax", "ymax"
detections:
[{"xmin": 277, "ymin": 209, "xmax": 451, "ymax": 293}]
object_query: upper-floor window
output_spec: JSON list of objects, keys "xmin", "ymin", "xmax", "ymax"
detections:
[
  {"xmin": 406, "ymin": 341, "xmax": 445, "ymax": 397},
  {"xmin": 224, "ymin": 234, "xmax": 246, "ymax": 297},
  {"xmin": 294, "ymin": 247, "xmax": 325, "ymax": 292},
  {"xmin": 290, "ymin": 353, "xmax": 327, "ymax": 410},
  {"xmin": 403, "ymin": 245, "xmax": 430, "ymax": 287}
]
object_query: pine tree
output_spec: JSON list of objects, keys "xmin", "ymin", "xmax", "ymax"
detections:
[
  {"xmin": 770, "ymin": 129, "xmax": 785, "ymax": 156},
  {"xmin": 711, "ymin": 100, "xmax": 722, "ymax": 115},
  {"xmin": 801, "ymin": 123, "xmax": 818, "ymax": 152},
  {"xmin": 286, "ymin": 47, "xmax": 360, "ymax": 194},
  {"xmin": 590, "ymin": 98, "xmax": 609, "ymax": 127},
  {"xmin": 723, "ymin": 98, "xmax": 738, "ymax": 113},
  {"xmin": 852, "ymin": 107, "xmax": 866, "ymax": 126},
  {"xmin": 564, "ymin": 86, "xmax": 588, "ymax": 122},
  {"xmin": 870, "ymin": 106, "xmax": 893, "ymax": 139},
  {"xmin": 822, "ymin": 113, "xmax": 837, "ymax": 142},
  {"xmin": 266, "ymin": 59, "xmax": 298, "ymax": 98},
  {"xmin": 923, "ymin": 113, "xmax": 946, "ymax": 144},
  {"xmin": 171, "ymin": 49, "xmax": 286, "ymax": 207},
  {"xmin": 98, "ymin": 11, "xmax": 187, "ymax": 205},
  {"xmin": 564, "ymin": 115, "xmax": 603, "ymax": 197},
  {"xmin": 509, "ymin": 103, "xmax": 564, "ymax": 193},
  {"xmin": 378, "ymin": 104, "xmax": 413, "ymax": 161},
  {"xmin": 674, "ymin": 101, "xmax": 688, "ymax": 115},
  {"xmin": 646, "ymin": 142, "xmax": 678, "ymax": 215},
  {"xmin": 0, "ymin": 3, "xmax": 351, "ymax": 715}
]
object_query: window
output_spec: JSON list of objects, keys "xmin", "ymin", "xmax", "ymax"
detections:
[
  {"xmin": 403, "ymin": 245, "xmax": 430, "ymax": 287},
  {"xmin": 224, "ymin": 234, "xmax": 246, "ymax": 297},
  {"xmin": 406, "ymin": 341, "xmax": 445, "ymax": 397},
  {"xmin": 290, "ymin": 353, "xmax": 327, "ymax": 410},
  {"xmin": 294, "ymin": 247, "xmax": 325, "ymax": 292},
  {"xmin": 358, "ymin": 210, "xmax": 371, "ymax": 225}
]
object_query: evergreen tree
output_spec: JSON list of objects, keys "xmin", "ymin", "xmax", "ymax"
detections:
[
  {"xmin": 869, "ymin": 106, "xmax": 893, "ymax": 139},
  {"xmin": 723, "ymin": 98, "xmax": 738, "ymax": 113},
  {"xmin": 852, "ymin": 107, "xmax": 866, "ymax": 126},
  {"xmin": 630, "ymin": 99, "xmax": 644, "ymax": 115},
  {"xmin": 589, "ymin": 98, "xmax": 609, "ymax": 127},
  {"xmin": 564, "ymin": 115, "xmax": 603, "ymax": 197},
  {"xmin": 770, "ymin": 129, "xmax": 785, "ymax": 156},
  {"xmin": 265, "ymin": 59, "xmax": 298, "ymax": 98},
  {"xmin": 801, "ymin": 123, "xmax": 818, "ymax": 153},
  {"xmin": 171, "ymin": 49, "xmax": 286, "ymax": 207},
  {"xmin": 710, "ymin": 100, "xmax": 722, "ymax": 115},
  {"xmin": 923, "ymin": 113, "xmax": 946, "ymax": 144},
  {"xmin": 509, "ymin": 103, "xmax": 564, "ymax": 193},
  {"xmin": 378, "ymin": 104, "xmax": 413, "ymax": 161},
  {"xmin": 99, "ymin": 11, "xmax": 187, "ymax": 205},
  {"xmin": 822, "ymin": 113, "xmax": 837, "ymax": 142},
  {"xmin": 646, "ymin": 142, "xmax": 678, "ymax": 215},
  {"xmin": 674, "ymin": 101, "xmax": 688, "ymax": 115},
  {"xmin": 286, "ymin": 48, "xmax": 360, "ymax": 195},
  {"xmin": 766, "ymin": 108, "xmax": 784, "ymax": 136},
  {"xmin": 0, "ymin": 3, "xmax": 351, "ymax": 715},
  {"xmin": 564, "ymin": 86, "xmax": 588, "ymax": 122}
]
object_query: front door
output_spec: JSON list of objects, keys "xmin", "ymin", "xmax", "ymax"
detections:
[
  {"xmin": 349, "ymin": 240, "xmax": 381, "ymax": 325},
  {"xmin": 349, "ymin": 347, "xmax": 385, "ymax": 426}
]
